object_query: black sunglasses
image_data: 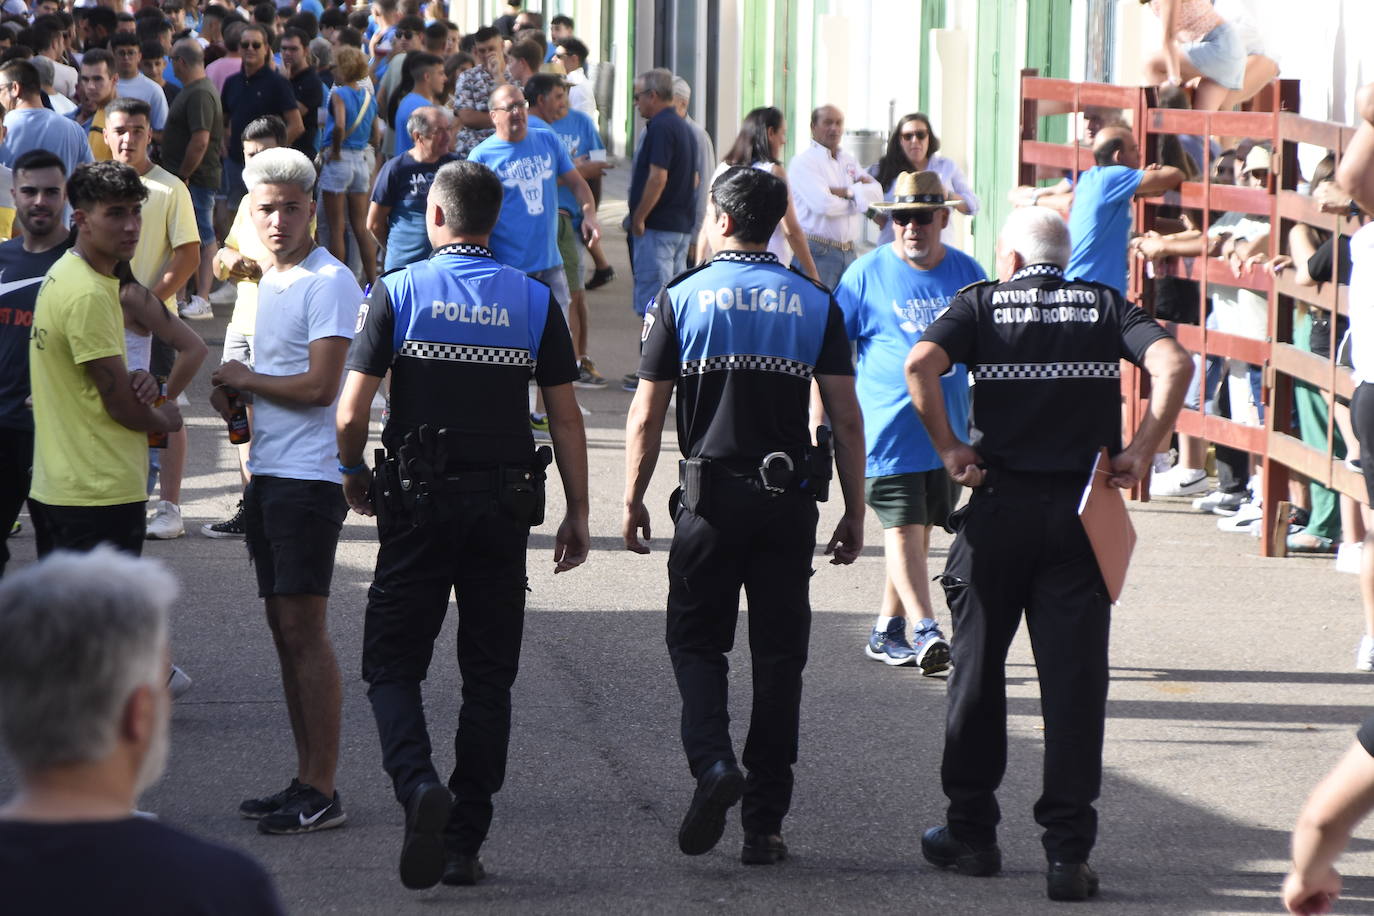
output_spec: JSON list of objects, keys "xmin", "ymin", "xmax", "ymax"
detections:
[
  {"xmin": 892, "ymin": 210, "xmax": 936, "ymax": 226},
  {"xmin": 900, "ymin": 129, "xmax": 930, "ymax": 141},
  {"xmin": 241, "ymin": 41, "xmax": 264, "ymax": 49}
]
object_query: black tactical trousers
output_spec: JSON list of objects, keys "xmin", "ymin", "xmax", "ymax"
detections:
[
  {"xmin": 665, "ymin": 477, "xmax": 818, "ymax": 836},
  {"xmin": 362, "ymin": 491, "xmax": 529, "ymax": 857},
  {"xmin": 937, "ymin": 471, "xmax": 1111, "ymax": 864}
]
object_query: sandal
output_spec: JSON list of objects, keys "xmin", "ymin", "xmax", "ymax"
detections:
[{"xmin": 1287, "ymin": 532, "xmax": 1335, "ymax": 554}]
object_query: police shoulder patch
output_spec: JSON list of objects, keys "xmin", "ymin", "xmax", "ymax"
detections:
[
  {"xmin": 640, "ymin": 310, "xmax": 656, "ymax": 342},
  {"xmin": 354, "ymin": 302, "xmax": 370, "ymax": 334}
]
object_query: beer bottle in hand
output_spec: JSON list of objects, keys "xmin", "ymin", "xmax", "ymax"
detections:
[{"xmin": 225, "ymin": 388, "xmax": 251, "ymax": 444}]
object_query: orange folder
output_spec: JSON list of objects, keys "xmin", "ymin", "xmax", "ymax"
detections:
[{"xmin": 1077, "ymin": 447, "xmax": 1137, "ymax": 603}]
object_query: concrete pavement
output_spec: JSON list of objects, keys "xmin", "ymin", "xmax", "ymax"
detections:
[{"xmin": 3, "ymin": 164, "xmax": 1374, "ymax": 914}]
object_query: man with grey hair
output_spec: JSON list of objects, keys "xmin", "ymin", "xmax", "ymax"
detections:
[
  {"xmin": 0, "ymin": 547, "xmax": 284, "ymax": 912},
  {"xmin": 210, "ymin": 146, "xmax": 362, "ymax": 838},
  {"xmin": 671, "ymin": 76, "xmax": 714, "ymax": 266},
  {"xmin": 624, "ymin": 66, "xmax": 696, "ymax": 390},
  {"xmin": 788, "ymin": 104, "xmax": 882, "ymax": 289},
  {"xmin": 368, "ymin": 105, "xmax": 458, "ymax": 270},
  {"xmin": 905, "ymin": 205, "xmax": 1191, "ymax": 902}
]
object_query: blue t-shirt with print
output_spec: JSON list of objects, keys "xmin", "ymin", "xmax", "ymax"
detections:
[
  {"xmin": 468, "ymin": 127, "xmax": 575, "ymax": 273},
  {"xmin": 370, "ymin": 151, "xmax": 458, "ymax": 271},
  {"xmin": 1065, "ymin": 164, "xmax": 1142, "ymax": 294},
  {"xmin": 836, "ymin": 243, "xmax": 986, "ymax": 477},
  {"xmin": 531, "ymin": 110, "xmax": 604, "ymax": 229}
]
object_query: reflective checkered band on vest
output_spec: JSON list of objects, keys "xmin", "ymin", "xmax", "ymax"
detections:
[
  {"xmin": 680, "ymin": 353, "xmax": 814, "ymax": 379},
  {"xmin": 974, "ymin": 361, "xmax": 1120, "ymax": 380},
  {"xmin": 399, "ymin": 341, "xmax": 534, "ymax": 367}
]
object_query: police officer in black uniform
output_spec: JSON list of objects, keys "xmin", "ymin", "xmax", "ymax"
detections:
[
  {"xmin": 905, "ymin": 206, "xmax": 1191, "ymax": 901},
  {"xmin": 623, "ymin": 166, "xmax": 867, "ymax": 865},
  {"xmin": 335, "ymin": 160, "xmax": 589, "ymax": 890}
]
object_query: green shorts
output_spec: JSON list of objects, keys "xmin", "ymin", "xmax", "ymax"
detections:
[
  {"xmin": 864, "ymin": 468, "xmax": 960, "ymax": 529},
  {"xmin": 557, "ymin": 210, "xmax": 584, "ymax": 293}
]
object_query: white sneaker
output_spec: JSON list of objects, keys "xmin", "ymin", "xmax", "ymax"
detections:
[
  {"xmin": 1152, "ymin": 452, "xmax": 1173, "ymax": 474},
  {"xmin": 1336, "ymin": 542, "xmax": 1364, "ymax": 575},
  {"xmin": 209, "ymin": 283, "xmax": 238, "ymax": 306},
  {"xmin": 168, "ymin": 664, "xmax": 193, "ymax": 699},
  {"xmin": 1217, "ymin": 502, "xmax": 1262, "ymax": 532},
  {"xmin": 1150, "ymin": 466, "xmax": 1209, "ymax": 497},
  {"xmin": 179, "ymin": 295, "xmax": 214, "ymax": 320},
  {"xmin": 146, "ymin": 500, "xmax": 185, "ymax": 539},
  {"xmin": 1191, "ymin": 489, "xmax": 1248, "ymax": 515},
  {"xmin": 1357, "ymin": 636, "xmax": 1374, "ymax": 672}
]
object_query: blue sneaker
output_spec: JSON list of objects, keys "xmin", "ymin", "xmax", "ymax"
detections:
[
  {"xmin": 912, "ymin": 621, "xmax": 951, "ymax": 675},
  {"xmin": 865, "ymin": 619, "xmax": 917, "ymax": 667}
]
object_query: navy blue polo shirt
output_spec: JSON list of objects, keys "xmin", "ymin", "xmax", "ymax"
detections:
[
  {"xmin": 629, "ymin": 107, "xmax": 697, "ymax": 234},
  {"xmin": 223, "ymin": 63, "xmax": 298, "ymax": 163}
]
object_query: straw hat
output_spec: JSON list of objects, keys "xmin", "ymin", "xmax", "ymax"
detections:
[{"xmin": 871, "ymin": 170, "xmax": 959, "ymax": 210}]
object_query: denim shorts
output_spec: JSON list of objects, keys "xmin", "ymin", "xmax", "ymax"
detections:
[
  {"xmin": 319, "ymin": 148, "xmax": 371, "ymax": 194},
  {"xmin": 188, "ymin": 183, "xmax": 215, "ymax": 244},
  {"xmin": 529, "ymin": 265, "xmax": 571, "ymax": 322},
  {"xmin": 1182, "ymin": 22, "xmax": 1245, "ymax": 91}
]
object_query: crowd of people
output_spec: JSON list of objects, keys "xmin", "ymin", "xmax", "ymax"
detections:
[{"xmin": 2, "ymin": 0, "xmax": 1374, "ymax": 912}]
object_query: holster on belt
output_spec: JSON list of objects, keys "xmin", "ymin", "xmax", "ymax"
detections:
[
  {"xmin": 800, "ymin": 426, "xmax": 834, "ymax": 502},
  {"xmin": 371, "ymin": 447, "xmax": 405, "ymax": 528},
  {"xmin": 496, "ymin": 445, "xmax": 552, "ymax": 527},
  {"xmin": 678, "ymin": 457, "xmax": 711, "ymax": 515}
]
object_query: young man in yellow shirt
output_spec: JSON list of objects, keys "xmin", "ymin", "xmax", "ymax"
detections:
[{"xmin": 28, "ymin": 160, "xmax": 182, "ymax": 554}]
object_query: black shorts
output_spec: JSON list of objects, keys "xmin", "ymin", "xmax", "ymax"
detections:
[
  {"xmin": 864, "ymin": 468, "xmax": 960, "ymax": 529},
  {"xmin": 243, "ymin": 476, "xmax": 348, "ymax": 597},
  {"xmin": 28, "ymin": 499, "xmax": 146, "ymax": 557},
  {"xmin": 1353, "ymin": 383, "xmax": 1374, "ymax": 505}
]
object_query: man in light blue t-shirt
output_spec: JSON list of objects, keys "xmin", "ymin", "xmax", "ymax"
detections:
[
  {"xmin": 837, "ymin": 169, "xmax": 986, "ymax": 675},
  {"xmin": 0, "ymin": 59, "xmax": 93, "ymax": 170},
  {"xmin": 467, "ymin": 83, "xmax": 600, "ymax": 316},
  {"xmin": 1063, "ymin": 125, "xmax": 1184, "ymax": 293},
  {"xmin": 528, "ymin": 72, "xmax": 611, "ymax": 387}
]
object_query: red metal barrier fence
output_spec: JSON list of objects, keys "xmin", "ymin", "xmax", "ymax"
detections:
[{"xmin": 1017, "ymin": 73, "xmax": 1359, "ymax": 558}]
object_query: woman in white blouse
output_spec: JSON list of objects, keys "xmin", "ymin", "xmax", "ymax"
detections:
[{"xmin": 868, "ymin": 113, "xmax": 978, "ymax": 246}]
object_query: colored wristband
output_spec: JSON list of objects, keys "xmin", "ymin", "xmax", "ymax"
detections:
[{"xmin": 338, "ymin": 460, "xmax": 369, "ymax": 476}]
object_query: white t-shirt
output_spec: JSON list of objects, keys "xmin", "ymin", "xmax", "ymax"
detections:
[
  {"xmin": 1348, "ymin": 223, "xmax": 1374, "ymax": 384},
  {"xmin": 1207, "ymin": 211, "xmax": 1270, "ymax": 340},
  {"xmin": 247, "ymin": 245, "xmax": 361, "ymax": 483}
]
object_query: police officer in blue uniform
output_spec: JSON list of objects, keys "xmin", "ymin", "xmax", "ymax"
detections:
[
  {"xmin": 623, "ymin": 166, "xmax": 867, "ymax": 865},
  {"xmin": 905, "ymin": 206, "xmax": 1190, "ymax": 901},
  {"xmin": 335, "ymin": 160, "xmax": 589, "ymax": 890}
]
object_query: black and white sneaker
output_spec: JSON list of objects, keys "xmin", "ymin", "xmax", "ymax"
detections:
[
  {"xmin": 202, "ymin": 500, "xmax": 246, "ymax": 539},
  {"xmin": 239, "ymin": 778, "xmax": 305, "ymax": 819},
  {"xmin": 257, "ymin": 785, "xmax": 346, "ymax": 834}
]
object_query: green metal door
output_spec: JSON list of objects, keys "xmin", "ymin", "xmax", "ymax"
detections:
[
  {"xmin": 971, "ymin": 1, "xmax": 1018, "ymax": 271},
  {"xmin": 918, "ymin": 0, "xmax": 946, "ymax": 114},
  {"xmin": 1026, "ymin": 0, "xmax": 1072, "ymax": 144}
]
